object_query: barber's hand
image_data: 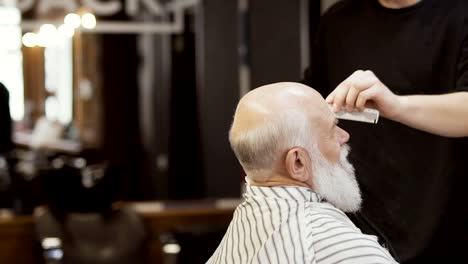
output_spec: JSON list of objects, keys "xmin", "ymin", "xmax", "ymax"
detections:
[{"xmin": 326, "ymin": 70, "xmax": 402, "ymax": 119}]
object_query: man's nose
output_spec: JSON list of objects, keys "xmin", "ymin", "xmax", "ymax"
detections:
[{"xmin": 337, "ymin": 126, "xmax": 350, "ymax": 145}]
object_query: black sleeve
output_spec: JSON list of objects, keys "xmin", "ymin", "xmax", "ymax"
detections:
[
  {"xmin": 456, "ymin": 23, "xmax": 468, "ymax": 92},
  {"xmin": 302, "ymin": 22, "xmax": 330, "ymax": 99},
  {"xmin": 0, "ymin": 83, "xmax": 13, "ymax": 154}
]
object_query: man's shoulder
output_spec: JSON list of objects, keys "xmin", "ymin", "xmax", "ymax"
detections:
[
  {"xmin": 318, "ymin": 0, "xmax": 366, "ymax": 33},
  {"xmin": 427, "ymin": 0, "xmax": 468, "ymax": 16},
  {"xmin": 322, "ymin": 0, "xmax": 363, "ymax": 21},
  {"xmin": 424, "ymin": 0, "xmax": 468, "ymax": 39},
  {"xmin": 453, "ymin": 0, "xmax": 468, "ymax": 22},
  {"xmin": 307, "ymin": 203, "xmax": 356, "ymax": 227},
  {"xmin": 306, "ymin": 206, "xmax": 396, "ymax": 263},
  {"xmin": 443, "ymin": 0, "xmax": 468, "ymax": 11}
]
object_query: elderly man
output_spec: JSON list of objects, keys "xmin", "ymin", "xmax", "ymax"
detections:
[{"xmin": 207, "ymin": 82, "xmax": 397, "ymax": 264}]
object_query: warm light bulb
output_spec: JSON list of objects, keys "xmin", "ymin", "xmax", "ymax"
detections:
[
  {"xmin": 38, "ymin": 24, "xmax": 58, "ymax": 47},
  {"xmin": 22, "ymin": 32, "xmax": 38, "ymax": 47},
  {"xmin": 64, "ymin": 13, "xmax": 81, "ymax": 29},
  {"xmin": 81, "ymin": 13, "xmax": 97, "ymax": 29}
]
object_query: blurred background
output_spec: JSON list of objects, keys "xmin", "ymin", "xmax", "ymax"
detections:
[{"xmin": 0, "ymin": 0, "xmax": 338, "ymax": 263}]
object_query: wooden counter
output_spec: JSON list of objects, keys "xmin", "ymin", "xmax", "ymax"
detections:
[
  {"xmin": 0, "ymin": 216, "xmax": 43, "ymax": 264},
  {"xmin": 0, "ymin": 199, "xmax": 240, "ymax": 264}
]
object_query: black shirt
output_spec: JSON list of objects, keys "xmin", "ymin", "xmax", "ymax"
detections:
[{"xmin": 304, "ymin": 0, "xmax": 468, "ymax": 261}]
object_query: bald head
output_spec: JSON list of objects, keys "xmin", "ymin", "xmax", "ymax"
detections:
[
  {"xmin": 229, "ymin": 82, "xmax": 334, "ymax": 181},
  {"xmin": 231, "ymin": 83, "xmax": 326, "ymax": 135}
]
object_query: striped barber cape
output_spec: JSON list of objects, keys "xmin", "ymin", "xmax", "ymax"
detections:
[{"xmin": 207, "ymin": 185, "xmax": 398, "ymax": 264}]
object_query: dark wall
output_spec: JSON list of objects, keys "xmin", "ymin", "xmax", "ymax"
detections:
[
  {"xmin": 142, "ymin": 3, "xmax": 242, "ymax": 200},
  {"xmin": 100, "ymin": 32, "xmax": 142, "ymax": 200},
  {"xmin": 140, "ymin": 27, "xmax": 171, "ymax": 200},
  {"xmin": 168, "ymin": 13, "xmax": 205, "ymax": 199},
  {"xmin": 196, "ymin": 0, "xmax": 242, "ymax": 198},
  {"xmin": 309, "ymin": 0, "xmax": 322, "ymax": 65},
  {"xmin": 139, "ymin": 12, "xmax": 205, "ymax": 200}
]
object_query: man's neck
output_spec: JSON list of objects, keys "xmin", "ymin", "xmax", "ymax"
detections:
[
  {"xmin": 247, "ymin": 174, "xmax": 311, "ymax": 188},
  {"xmin": 378, "ymin": 0, "xmax": 421, "ymax": 9}
]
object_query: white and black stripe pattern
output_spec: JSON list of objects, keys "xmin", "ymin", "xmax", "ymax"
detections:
[{"xmin": 207, "ymin": 185, "xmax": 398, "ymax": 264}]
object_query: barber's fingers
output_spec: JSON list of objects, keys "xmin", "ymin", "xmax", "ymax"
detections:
[
  {"xmin": 355, "ymin": 86, "xmax": 378, "ymax": 111},
  {"xmin": 345, "ymin": 85, "xmax": 361, "ymax": 111},
  {"xmin": 326, "ymin": 70, "xmax": 366, "ymax": 112},
  {"xmin": 328, "ymin": 70, "xmax": 375, "ymax": 111},
  {"xmin": 330, "ymin": 83, "xmax": 351, "ymax": 112},
  {"xmin": 327, "ymin": 70, "xmax": 363, "ymax": 103}
]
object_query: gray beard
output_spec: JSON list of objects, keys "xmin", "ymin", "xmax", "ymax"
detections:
[{"xmin": 311, "ymin": 144, "xmax": 362, "ymax": 212}]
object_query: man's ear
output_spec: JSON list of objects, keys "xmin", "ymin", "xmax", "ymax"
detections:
[{"xmin": 285, "ymin": 147, "xmax": 311, "ymax": 182}]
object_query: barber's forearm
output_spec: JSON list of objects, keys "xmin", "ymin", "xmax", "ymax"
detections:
[{"xmin": 393, "ymin": 92, "xmax": 468, "ymax": 137}]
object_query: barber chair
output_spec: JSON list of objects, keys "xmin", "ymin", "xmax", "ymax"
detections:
[
  {"xmin": 35, "ymin": 206, "xmax": 147, "ymax": 264},
  {"xmin": 35, "ymin": 160, "xmax": 148, "ymax": 264}
]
